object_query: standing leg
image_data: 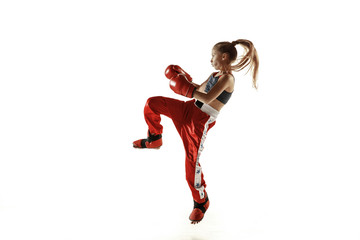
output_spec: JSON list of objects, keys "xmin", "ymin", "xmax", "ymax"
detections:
[
  {"xmin": 176, "ymin": 104, "xmax": 216, "ymax": 224},
  {"xmin": 182, "ymin": 117, "xmax": 215, "ymax": 203}
]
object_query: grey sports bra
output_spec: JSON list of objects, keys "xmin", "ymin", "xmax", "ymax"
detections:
[{"xmin": 204, "ymin": 73, "xmax": 233, "ymax": 104}]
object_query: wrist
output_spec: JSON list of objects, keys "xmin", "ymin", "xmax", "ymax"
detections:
[{"xmin": 186, "ymin": 84, "xmax": 196, "ymax": 98}]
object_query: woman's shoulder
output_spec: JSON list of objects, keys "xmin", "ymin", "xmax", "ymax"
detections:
[{"xmin": 218, "ymin": 73, "xmax": 235, "ymax": 81}]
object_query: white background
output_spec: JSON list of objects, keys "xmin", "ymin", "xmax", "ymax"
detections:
[{"xmin": 1, "ymin": 0, "xmax": 360, "ymax": 239}]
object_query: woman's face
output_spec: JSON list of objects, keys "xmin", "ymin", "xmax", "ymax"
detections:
[
  {"xmin": 211, "ymin": 48, "xmax": 230, "ymax": 71},
  {"xmin": 211, "ymin": 48, "xmax": 223, "ymax": 70}
]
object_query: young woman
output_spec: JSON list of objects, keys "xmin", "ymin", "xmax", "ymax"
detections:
[{"xmin": 133, "ymin": 39, "xmax": 259, "ymax": 224}]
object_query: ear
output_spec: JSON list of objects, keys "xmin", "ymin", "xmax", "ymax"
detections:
[{"xmin": 222, "ymin": 52, "xmax": 230, "ymax": 61}]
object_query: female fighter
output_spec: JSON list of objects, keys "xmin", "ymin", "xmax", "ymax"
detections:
[{"xmin": 133, "ymin": 39, "xmax": 259, "ymax": 224}]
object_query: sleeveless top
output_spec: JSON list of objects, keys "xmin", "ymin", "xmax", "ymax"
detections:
[{"xmin": 204, "ymin": 73, "xmax": 233, "ymax": 104}]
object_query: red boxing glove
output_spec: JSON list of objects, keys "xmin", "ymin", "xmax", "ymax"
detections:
[
  {"xmin": 164, "ymin": 65, "xmax": 192, "ymax": 82},
  {"xmin": 165, "ymin": 65, "xmax": 196, "ymax": 98}
]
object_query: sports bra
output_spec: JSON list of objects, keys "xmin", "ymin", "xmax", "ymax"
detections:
[{"xmin": 204, "ymin": 73, "xmax": 233, "ymax": 104}]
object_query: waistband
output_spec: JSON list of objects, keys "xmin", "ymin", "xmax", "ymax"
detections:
[{"xmin": 194, "ymin": 100, "xmax": 219, "ymax": 119}]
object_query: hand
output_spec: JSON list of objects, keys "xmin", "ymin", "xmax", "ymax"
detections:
[
  {"xmin": 165, "ymin": 65, "xmax": 192, "ymax": 82},
  {"xmin": 165, "ymin": 65, "xmax": 196, "ymax": 98}
]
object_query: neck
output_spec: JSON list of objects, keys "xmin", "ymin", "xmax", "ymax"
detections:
[
  {"xmin": 219, "ymin": 70, "xmax": 231, "ymax": 75},
  {"xmin": 220, "ymin": 65, "xmax": 231, "ymax": 74}
]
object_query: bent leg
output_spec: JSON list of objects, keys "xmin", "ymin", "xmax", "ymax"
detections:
[
  {"xmin": 134, "ymin": 96, "xmax": 186, "ymax": 149},
  {"xmin": 144, "ymin": 96, "xmax": 187, "ymax": 135}
]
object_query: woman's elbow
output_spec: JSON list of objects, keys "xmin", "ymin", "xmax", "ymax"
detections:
[{"xmin": 193, "ymin": 90, "xmax": 213, "ymax": 104}]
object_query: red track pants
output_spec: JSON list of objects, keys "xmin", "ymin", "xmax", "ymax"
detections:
[{"xmin": 144, "ymin": 96, "xmax": 218, "ymax": 203}]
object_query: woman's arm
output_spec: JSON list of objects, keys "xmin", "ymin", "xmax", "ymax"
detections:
[
  {"xmin": 193, "ymin": 74, "xmax": 233, "ymax": 104},
  {"xmin": 195, "ymin": 73, "xmax": 213, "ymax": 92},
  {"xmin": 192, "ymin": 83, "xmax": 201, "ymax": 88}
]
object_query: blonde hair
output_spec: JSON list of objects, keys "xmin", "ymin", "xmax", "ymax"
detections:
[{"xmin": 214, "ymin": 39, "xmax": 259, "ymax": 89}]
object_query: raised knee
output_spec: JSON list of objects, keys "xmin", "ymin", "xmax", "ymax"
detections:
[{"xmin": 145, "ymin": 96, "xmax": 161, "ymax": 110}]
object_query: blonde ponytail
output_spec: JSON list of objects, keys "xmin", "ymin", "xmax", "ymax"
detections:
[
  {"xmin": 231, "ymin": 39, "xmax": 259, "ymax": 89},
  {"xmin": 214, "ymin": 39, "xmax": 259, "ymax": 89}
]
